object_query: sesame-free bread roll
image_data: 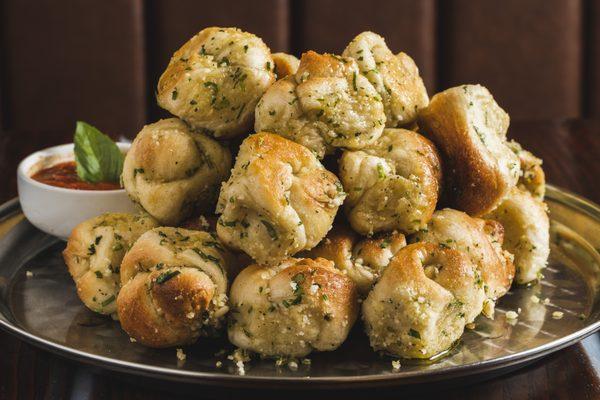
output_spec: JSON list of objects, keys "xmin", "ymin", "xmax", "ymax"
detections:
[
  {"xmin": 339, "ymin": 128, "xmax": 442, "ymax": 235},
  {"xmin": 485, "ymin": 188, "xmax": 549, "ymax": 284},
  {"xmin": 216, "ymin": 133, "xmax": 346, "ymax": 265},
  {"xmin": 255, "ymin": 51, "xmax": 386, "ymax": 158},
  {"xmin": 343, "ymin": 31, "xmax": 429, "ymax": 127},
  {"xmin": 63, "ymin": 213, "xmax": 158, "ymax": 315},
  {"xmin": 228, "ymin": 257, "xmax": 358, "ymax": 357},
  {"xmin": 117, "ymin": 227, "xmax": 233, "ymax": 348},
  {"xmin": 411, "ymin": 208, "xmax": 515, "ymax": 317},
  {"xmin": 305, "ymin": 224, "xmax": 406, "ymax": 294},
  {"xmin": 363, "ymin": 243, "xmax": 485, "ymax": 359},
  {"xmin": 157, "ymin": 27, "xmax": 276, "ymax": 139},
  {"xmin": 122, "ymin": 118, "xmax": 231, "ymax": 225},
  {"xmin": 418, "ymin": 84, "xmax": 520, "ymax": 216}
]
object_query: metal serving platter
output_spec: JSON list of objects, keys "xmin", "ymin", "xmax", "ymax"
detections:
[{"xmin": 0, "ymin": 185, "xmax": 598, "ymax": 388}]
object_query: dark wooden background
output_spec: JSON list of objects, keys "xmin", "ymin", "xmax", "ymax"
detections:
[
  {"xmin": 1, "ymin": 0, "xmax": 600, "ymax": 141},
  {"xmin": 1, "ymin": 1, "xmax": 600, "ymax": 399}
]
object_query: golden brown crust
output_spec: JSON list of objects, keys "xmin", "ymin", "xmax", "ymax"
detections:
[
  {"xmin": 362, "ymin": 242, "xmax": 484, "ymax": 358},
  {"xmin": 507, "ymin": 140, "xmax": 546, "ymax": 199},
  {"xmin": 411, "ymin": 208, "xmax": 515, "ymax": 313},
  {"xmin": 418, "ymin": 85, "xmax": 519, "ymax": 216},
  {"xmin": 216, "ymin": 133, "xmax": 345, "ymax": 265},
  {"xmin": 62, "ymin": 213, "xmax": 158, "ymax": 315},
  {"xmin": 122, "ymin": 118, "xmax": 231, "ymax": 225},
  {"xmin": 117, "ymin": 227, "xmax": 232, "ymax": 348},
  {"xmin": 116, "ymin": 271, "xmax": 212, "ymax": 347},
  {"xmin": 304, "ymin": 224, "xmax": 406, "ymax": 294},
  {"xmin": 156, "ymin": 27, "xmax": 275, "ymax": 139},
  {"xmin": 304, "ymin": 224, "xmax": 357, "ymax": 272},
  {"xmin": 339, "ymin": 128, "xmax": 442, "ymax": 234},
  {"xmin": 484, "ymin": 188, "xmax": 549, "ymax": 284},
  {"xmin": 342, "ymin": 32, "xmax": 429, "ymax": 127},
  {"xmin": 255, "ymin": 51, "xmax": 386, "ymax": 158},
  {"xmin": 272, "ymin": 52, "xmax": 300, "ymax": 79},
  {"xmin": 228, "ymin": 257, "xmax": 358, "ymax": 357}
]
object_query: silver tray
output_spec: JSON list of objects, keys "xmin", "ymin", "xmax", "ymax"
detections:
[{"xmin": 0, "ymin": 185, "xmax": 598, "ymax": 388}]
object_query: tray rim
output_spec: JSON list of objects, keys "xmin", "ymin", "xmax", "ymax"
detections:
[{"xmin": 0, "ymin": 185, "xmax": 599, "ymax": 388}]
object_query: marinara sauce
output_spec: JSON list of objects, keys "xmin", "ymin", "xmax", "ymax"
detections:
[{"xmin": 31, "ymin": 161, "xmax": 121, "ymax": 190}]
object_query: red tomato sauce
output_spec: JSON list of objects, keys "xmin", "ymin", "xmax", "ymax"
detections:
[{"xmin": 30, "ymin": 161, "xmax": 121, "ymax": 190}]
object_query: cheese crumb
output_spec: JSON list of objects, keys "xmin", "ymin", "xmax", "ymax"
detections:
[
  {"xmin": 215, "ymin": 361, "xmax": 222, "ymax": 368},
  {"xmin": 236, "ymin": 360, "xmax": 245, "ymax": 375},
  {"xmin": 505, "ymin": 310, "xmax": 519, "ymax": 320},
  {"xmin": 198, "ymin": 215, "xmax": 210, "ymax": 230},
  {"xmin": 310, "ymin": 284, "xmax": 319, "ymax": 294},
  {"xmin": 129, "ymin": 337, "xmax": 137, "ymax": 343},
  {"xmin": 176, "ymin": 348, "xmax": 186, "ymax": 361},
  {"xmin": 25, "ymin": 271, "xmax": 33, "ymax": 278},
  {"xmin": 288, "ymin": 361, "xmax": 298, "ymax": 371},
  {"xmin": 543, "ymin": 298, "xmax": 550, "ymax": 305},
  {"xmin": 392, "ymin": 360, "xmax": 401, "ymax": 370},
  {"xmin": 552, "ymin": 311, "xmax": 564, "ymax": 319},
  {"xmin": 530, "ymin": 295, "xmax": 540, "ymax": 304}
]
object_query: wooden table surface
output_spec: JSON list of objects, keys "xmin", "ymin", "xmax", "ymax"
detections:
[{"xmin": 0, "ymin": 120, "xmax": 599, "ymax": 399}]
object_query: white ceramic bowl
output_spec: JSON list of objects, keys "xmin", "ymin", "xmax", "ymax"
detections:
[{"xmin": 17, "ymin": 143, "xmax": 138, "ymax": 240}]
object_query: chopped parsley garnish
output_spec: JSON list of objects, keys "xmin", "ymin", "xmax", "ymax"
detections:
[
  {"xmin": 101, "ymin": 295, "xmax": 115, "ymax": 307},
  {"xmin": 155, "ymin": 270, "xmax": 180, "ymax": 284},
  {"xmin": 377, "ymin": 163, "xmax": 387, "ymax": 179},
  {"xmin": 193, "ymin": 248, "xmax": 222, "ymax": 269},
  {"xmin": 379, "ymin": 238, "xmax": 391, "ymax": 249},
  {"xmin": 219, "ymin": 219, "xmax": 238, "ymax": 227},
  {"xmin": 204, "ymin": 81, "xmax": 219, "ymax": 105},
  {"xmin": 185, "ymin": 166, "xmax": 199, "ymax": 177},
  {"xmin": 261, "ymin": 220, "xmax": 278, "ymax": 240},
  {"xmin": 203, "ymin": 240, "xmax": 224, "ymax": 251},
  {"xmin": 408, "ymin": 328, "xmax": 421, "ymax": 339}
]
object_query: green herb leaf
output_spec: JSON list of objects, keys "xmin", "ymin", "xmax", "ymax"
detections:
[
  {"xmin": 74, "ymin": 121, "xmax": 124, "ymax": 183},
  {"xmin": 408, "ymin": 328, "xmax": 421, "ymax": 339},
  {"xmin": 261, "ymin": 220, "xmax": 278, "ymax": 240},
  {"xmin": 101, "ymin": 295, "xmax": 115, "ymax": 307},
  {"xmin": 155, "ymin": 270, "xmax": 180, "ymax": 284},
  {"xmin": 376, "ymin": 163, "xmax": 387, "ymax": 180}
]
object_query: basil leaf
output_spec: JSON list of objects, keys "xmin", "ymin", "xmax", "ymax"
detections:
[{"xmin": 74, "ymin": 121, "xmax": 124, "ymax": 183}]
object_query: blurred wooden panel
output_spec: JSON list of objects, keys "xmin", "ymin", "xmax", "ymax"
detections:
[
  {"xmin": 146, "ymin": 0, "xmax": 290, "ymax": 121},
  {"xmin": 439, "ymin": 0, "xmax": 583, "ymax": 121},
  {"xmin": 1, "ymin": 0, "xmax": 145, "ymax": 140},
  {"xmin": 0, "ymin": 4, "xmax": 4, "ymax": 130},
  {"xmin": 589, "ymin": 0, "xmax": 600, "ymax": 117},
  {"xmin": 293, "ymin": 0, "xmax": 436, "ymax": 92}
]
